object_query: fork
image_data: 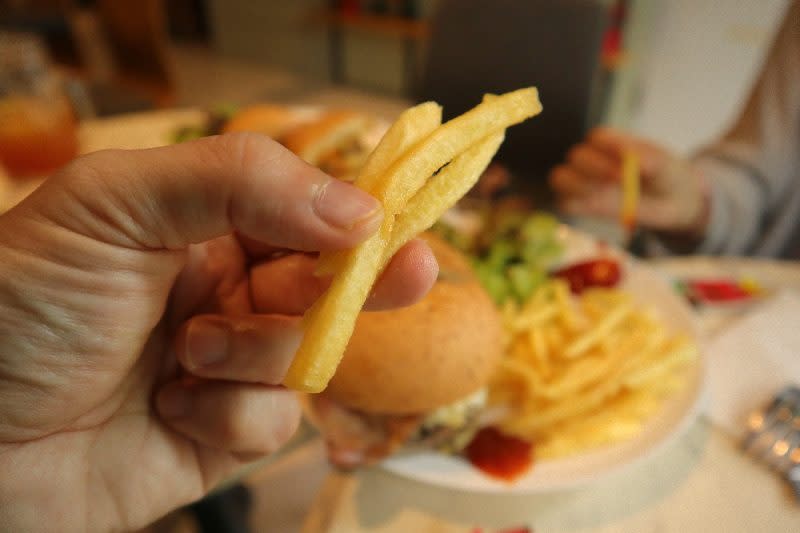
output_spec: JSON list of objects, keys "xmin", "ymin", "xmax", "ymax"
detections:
[{"xmin": 742, "ymin": 385, "xmax": 800, "ymax": 501}]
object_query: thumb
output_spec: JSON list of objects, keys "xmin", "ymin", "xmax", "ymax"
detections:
[{"xmin": 13, "ymin": 133, "xmax": 383, "ymax": 252}]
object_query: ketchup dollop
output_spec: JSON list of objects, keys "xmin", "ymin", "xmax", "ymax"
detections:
[
  {"xmin": 552, "ymin": 258, "xmax": 621, "ymax": 294},
  {"xmin": 465, "ymin": 427, "xmax": 534, "ymax": 481}
]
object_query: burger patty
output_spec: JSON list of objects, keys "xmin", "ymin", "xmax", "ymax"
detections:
[
  {"xmin": 309, "ymin": 394, "xmax": 423, "ymax": 469},
  {"xmin": 309, "ymin": 389, "xmax": 492, "ymax": 469}
]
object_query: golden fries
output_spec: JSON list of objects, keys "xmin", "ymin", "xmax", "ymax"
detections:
[
  {"xmin": 382, "ymin": 131, "xmax": 505, "ymax": 264},
  {"xmin": 490, "ymin": 280, "xmax": 698, "ymax": 458},
  {"xmin": 563, "ymin": 302, "xmax": 632, "ymax": 359},
  {"xmin": 620, "ymin": 150, "xmax": 640, "ymax": 232},
  {"xmin": 314, "ymin": 102, "xmax": 443, "ymax": 276},
  {"xmin": 283, "ymin": 88, "xmax": 542, "ymax": 392}
]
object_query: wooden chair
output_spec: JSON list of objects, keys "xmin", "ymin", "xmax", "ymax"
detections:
[
  {"xmin": 1, "ymin": 0, "xmax": 176, "ymax": 113},
  {"xmin": 93, "ymin": 0, "xmax": 175, "ymax": 109}
]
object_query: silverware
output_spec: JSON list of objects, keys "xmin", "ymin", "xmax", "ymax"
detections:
[{"xmin": 743, "ymin": 385, "xmax": 800, "ymax": 501}]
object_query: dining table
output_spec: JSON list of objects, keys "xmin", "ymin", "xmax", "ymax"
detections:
[
  {"xmin": 2, "ymin": 110, "xmax": 800, "ymax": 533},
  {"xmin": 244, "ymin": 256, "xmax": 800, "ymax": 533}
]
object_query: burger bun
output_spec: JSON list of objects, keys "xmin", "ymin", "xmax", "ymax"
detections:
[{"xmin": 325, "ymin": 234, "xmax": 504, "ymax": 415}]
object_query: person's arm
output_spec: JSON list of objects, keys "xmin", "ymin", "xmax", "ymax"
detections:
[{"xmin": 680, "ymin": 0, "xmax": 800, "ymax": 256}]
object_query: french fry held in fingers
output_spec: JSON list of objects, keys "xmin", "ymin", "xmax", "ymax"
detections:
[
  {"xmin": 283, "ymin": 88, "xmax": 543, "ymax": 393},
  {"xmin": 490, "ymin": 279, "xmax": 698, "ymax": 458},
  {"xmin": 620, "ymin": 149, "xmax": 640, "ymax": 234},
  {"xmin": 382, "ymin": 131, "xmax": 505, "ymax": 265},
  {"xmin": 314, "ymin": 101, "xmax": 444, "ymax": 276}
]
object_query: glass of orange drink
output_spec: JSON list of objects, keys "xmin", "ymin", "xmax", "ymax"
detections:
[{"xmin": 0, "ymin": 32, "xmax": 79, "ymax": 179}]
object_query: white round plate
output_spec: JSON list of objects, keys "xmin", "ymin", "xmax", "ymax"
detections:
[{"xmin": 381, "ymin": 226, "xmax": 706, "ymax": 493}]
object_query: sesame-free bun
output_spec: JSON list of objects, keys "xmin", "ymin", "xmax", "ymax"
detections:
[
  {"xmin": 222, "ymin": 104, "xmax": 303, "ymax": 139},
  {"xmin": 282, "ymin": 110, "xmax": 369, "ymax": 166},
  {"xmin": 325, "ymin": 234, "xmax": 504, "ymax": 415}
]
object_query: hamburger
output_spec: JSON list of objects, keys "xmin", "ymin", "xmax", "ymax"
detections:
[
  {"xmin": 304, "ymin": 233, "xmax": 504, "ymax": 469},
  {"xmin": 221, "ymin": 104, "xmax": 306, "ymax": 140},
  {"xmin": 282, "ymin": 110, "xmax": 372, "ymax": 182},
  {"xmin": 208, "ymin": 106, "xmax": 374, "ymax": 182}
]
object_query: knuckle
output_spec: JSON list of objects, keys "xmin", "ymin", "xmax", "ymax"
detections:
[
  {"xmin": 217, "ymin": 389, "xmax": 300, "ymax": 454},
  {"xmin": 264, "ymin": 393, "xmax": 301, "ymax": 450},
  {"xmin": 548, "ymin": 165, "xmax": 567, "ymax": 185},
  {"xmin": 605, "ymin": 166, "xmax": 620, "ymax": 182},
  {"xmin": 55, "ymin": 149, "xmax": 121, "ymax": 188},
  {"xmin": 566, "ymin": 145, "xmax": 585, "ymax": 165},
  {"xmin": 214, "ymin": 132, "xmax": 288, "ymax": 176},
  {"xmin": 213, "ymin": 391, "xmax": 253, "ymax": 445},
  {"xmin": 234, "ymin": 329, "xmax": 288, "ymax": 385}
]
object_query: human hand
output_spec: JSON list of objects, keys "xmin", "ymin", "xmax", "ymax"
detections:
[
  {"xmin": 549, "ymin": 127, "xmax": 708, "ymax": 236},
  {"xmin": 0, "ymin": 134, "xmax": 438, "ymax": 532}
]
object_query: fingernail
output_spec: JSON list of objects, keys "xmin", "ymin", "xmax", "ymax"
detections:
[
  {"xmin": 329, "ymin": 447, "xmax": 365, "ymax": 470},
  {"xmin": 186, "ymin": 320, "xmax": 228, "ymax": 368},
  {"xmin": 313, "ymin": 179, "xmax": 382, "ymax": 230},
  {"xmin": 159, "ymin": 387, "xmax": 190, "ymax": 418}
]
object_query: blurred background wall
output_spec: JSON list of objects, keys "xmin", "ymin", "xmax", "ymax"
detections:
[
  {"xmin": 206, "ymin": 0, "xmax": 790, "ymax": 156},
  {"xmin": 1, "ymin": 0, "xmax": 791, "ymax": 154},
  {"xmin": 208, "ymin": 0, "xmax": 330, "ymax": 81},
  {"xmin": 206, "ymin": 0, "xmax": 441, "ymax": 94},
  {"xmin": 616, "ymin": 0, "xmax": 789, "ymax": 155}
]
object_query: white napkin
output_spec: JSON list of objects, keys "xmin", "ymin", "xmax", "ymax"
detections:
[{"xmin": 704, "ymin": 289, "xmax": 800, "ymax": 437}]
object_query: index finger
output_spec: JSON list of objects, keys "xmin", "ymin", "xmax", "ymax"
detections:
[
  {"xmin": 588, "ymin": 127, "xmax": 637, "ymax": 160},
  {"xmin": 250, "ymin": 238, "xmax": 438, "ymax": 315}
]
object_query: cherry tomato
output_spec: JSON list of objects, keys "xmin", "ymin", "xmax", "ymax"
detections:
[{"xmin": 551, "ymin": 258, "xmax": 622, "ymax": 294}]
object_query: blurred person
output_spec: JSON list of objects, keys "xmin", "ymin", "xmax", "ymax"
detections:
[
  {"xmin": 0, "ymin": 133, "xmax": 438, "ymax": 532},
  {"xmin": 550, "ymin": 0, "xmax": 800, "ymax": 258}
]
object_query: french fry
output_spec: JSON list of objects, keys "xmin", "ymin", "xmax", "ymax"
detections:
[
  {"xmin": 373, "ymin": 87, "xmax": 540, "ymax": 218},
  {"xmin": 284, "ymin": 88, "xmax": 542, "ymax": 392},
  {"xmin": 544, "ymin": 324, "xmax": 565, "ymax": 355},
  {"xmin": 315, "ymin": 101, "xmax": 443, "ymax": 276},
  {"xmin": 490, "ymin": 279, "xmax": 699, "ymax": 455},
  {"xmin": 283, "ymin": 228, "xmax": 389, "ymax": 391},
  {"xmin": 620, "ymin": 149, "xmax": 640, "ymax": 232},
  {"xmin": 499, "ymin": 358, "xmax": 546, "ymax": 391},
  {"xmin": 563, "ymin": 302, "xmax": 632, "ymax": 358},
  {"xmin": 526, "ymin": 326, "xmax": 551, "ymax": 378},
  {"xmin": 503, "ymin": 360, "xmax": 628, "ymax": 433},
  {"xmin": 623, "ymin": 340, "xmax": 697, "ymax": 387},
  {"xmin": 511, "ymin": 304, "xmax": 558, "ymax": 332},
  {"xmin": 553, "ymin": 281, "xmax": 582, "ymax": 333},
  {"xmin": 381, "ymin": 131, "xmax": 505, "ymax": 264},
  {"xmin": 537, "ymin": 395, "xmax": 646, "ymax": 459},
  {"xmin": 356, "ymin": 102, "xmax": 443, "ymax": 194},
  {"xmin": 538, "ymin": 351, "xmax": 622, "ymax": 400}
]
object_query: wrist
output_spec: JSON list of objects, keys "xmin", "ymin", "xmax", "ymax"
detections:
[
  {"xmin": 685, "ymin": 168, "xmax": 711, "ymax": 239},
  {"xmin": 645, "ymin": 163, "xmax": 710, "ymax": 254}
]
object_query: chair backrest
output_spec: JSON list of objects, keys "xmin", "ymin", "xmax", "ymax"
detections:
[
  {"xmin": 96, "ymin": 0, "xmax": 172, "ymax": 87},
  {"xmin": 417, "ymin": 0, "xmax": 609, "ymax": 195}
]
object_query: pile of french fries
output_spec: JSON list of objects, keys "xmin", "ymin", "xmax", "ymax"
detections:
[
  {"xmin": 283, "ymin": 88, "xmax": 542, "ymax": 393},
  {"xmin": 491, "ymin": 279, "xmax": 698, "ymax": 459}
]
